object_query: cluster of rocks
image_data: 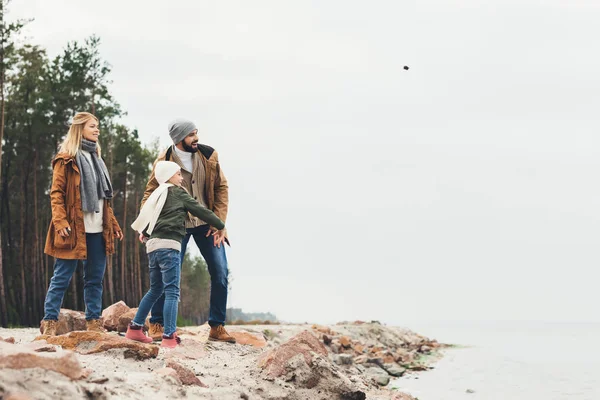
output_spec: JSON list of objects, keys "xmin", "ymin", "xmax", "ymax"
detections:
[
  {"xmin": 0, "ymin": 302, "xmax": 439, "ymax": 400},
  {"xmin": 310, "ymin": 322, "xmax": 441, "ymax": 387}
]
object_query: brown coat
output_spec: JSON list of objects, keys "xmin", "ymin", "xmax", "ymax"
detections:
[
  {"xmin": 44, "ymin": 153, "xmax": 122, "ymax": 260},
  {"xmin": 141, "ymin": 144, "xmax": 229, "ymax": 238}
]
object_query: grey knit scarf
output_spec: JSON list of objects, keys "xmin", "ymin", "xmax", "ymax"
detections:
[{"xmin": 76, "ymin": 139, "xmax": 113, "ymax": 213}]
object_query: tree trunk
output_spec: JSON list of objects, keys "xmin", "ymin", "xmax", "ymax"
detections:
[
  {"xmin": 135, "ymin": 191, "xmax": 142, "ymax": 301},
  {"xmin": 0, "ymin": 2, "xmax": 8, "ymax": 326},
  {"xmin": 120, "ymin": 168, "xmax": 127, "ymax": 303},
  {"xmin": 19, "ymin": 168, "xmax": 27, "ymax": 325},
  {"xmin": 33, "ymin": 149, "xmax": 40, "ymax": 321}
]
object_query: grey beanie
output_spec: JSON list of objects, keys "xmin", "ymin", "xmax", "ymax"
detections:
[{"xmin": 168, "ymin": 118, "xmax": 197, "ymax": 144}]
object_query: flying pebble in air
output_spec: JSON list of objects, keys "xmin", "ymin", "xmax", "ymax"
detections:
[{"xmin": 403, "ymin": 66, "xmax": 409, "ymax": 70}]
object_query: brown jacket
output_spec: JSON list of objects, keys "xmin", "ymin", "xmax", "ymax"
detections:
[
  {"xmin": 44, "ymin": 153, "xmax": 122, "ymax": 260},
  {"xmin": 141, "ymin": 144, "xmax": 229, "ymax": 238}
]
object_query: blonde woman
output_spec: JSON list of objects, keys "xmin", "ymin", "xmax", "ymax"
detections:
[{"xmin": 41, "ymin": 112, "xmax": 123, "ymax": 335}]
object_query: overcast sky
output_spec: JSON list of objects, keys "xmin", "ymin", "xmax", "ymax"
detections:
[{"xmin": 10, "ymin": 0, "xmax": 600, "ymax": 325}]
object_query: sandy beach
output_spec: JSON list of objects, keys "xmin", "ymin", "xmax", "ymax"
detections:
[{"xmin": 0, "ymin": 309, "xmax": 442, "ymax": 400}]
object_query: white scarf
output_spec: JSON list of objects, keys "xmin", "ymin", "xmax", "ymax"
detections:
[{"xmin": 131, "ymin": 183, "xmax": 174, "ymax": 235}]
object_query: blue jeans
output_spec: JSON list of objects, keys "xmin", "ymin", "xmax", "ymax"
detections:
[
  {"xmin": 133, "ymin": 249, "xmax": 181, "ymax": 336},
  {"xmin": 150, "ymin": 225, "xmax": 229, "ymax": 327},
  {"xmin": 43, "ymin": 233, "xmax": 106, "ymax": 321}
]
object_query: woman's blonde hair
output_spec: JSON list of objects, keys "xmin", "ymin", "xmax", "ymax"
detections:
[{"xmin": 58, "ymin": 112, "xmax": 101, "ymax": 157}]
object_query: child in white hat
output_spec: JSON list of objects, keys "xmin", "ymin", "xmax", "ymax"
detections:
[{"xmin": 126, "ymin": 161, "xmax": 224, "ymax": 348}]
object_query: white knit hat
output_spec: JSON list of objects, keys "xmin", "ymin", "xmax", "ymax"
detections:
[{"xmin": 154, "ymin": 161, "xmax": 180, "ymax": 184}]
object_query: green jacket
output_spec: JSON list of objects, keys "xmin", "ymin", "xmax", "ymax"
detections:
[{"xmin": 147, "ymin": 186, "xmax": 225, "ymax": 243}]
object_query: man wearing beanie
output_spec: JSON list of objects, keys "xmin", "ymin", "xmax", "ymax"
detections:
[{"xmin": 141, "ymin": 118, "xmax": 234, "ymax": 343}]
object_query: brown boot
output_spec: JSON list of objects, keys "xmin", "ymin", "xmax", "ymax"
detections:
[
  {"xmin": 40, "ymin": 320, "xmax": 59, "ymax": 336},
  {"xmin": 148, "ymin": 322, "xmax": 164, "ymax": 341},
  {"xmin": 86, "ymin": 319, "xmax": 106, "ymax": 333},
  {"xmin": 209, "ymin": 325, "xmax": 236, "ymax": 343}
]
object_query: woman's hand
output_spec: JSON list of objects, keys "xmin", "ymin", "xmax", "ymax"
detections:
[
  {"xmin": 115, "ymin": 230, "xmax": 124, "ymax": 241},
  {"xmin": 58, "ymin": 227, "xmax": 71, "ymax": 237}
]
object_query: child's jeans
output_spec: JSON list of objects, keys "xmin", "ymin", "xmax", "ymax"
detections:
[{"xmin": 133, "ymin": 249, "xmax": 181, "ymax": 336}]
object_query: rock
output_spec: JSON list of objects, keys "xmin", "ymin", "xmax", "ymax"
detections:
[
  {"xmin": 117, "ymin": 308, "xmax": 142, "ymax": 332},
  {"xmin": 392, "ymin": 393, "xmax": 417, "ymax": 400},
  {"xmin": 311, "ymin": 324, "xmax": 333, "ymax": 335},
  {"xmin": 323, "ymin": 334, "xmax": 332, "ymax": 345},
  {"xmin": 22, "ymin": 341, "xmax": 58, "ymax": 353},
  {"xmin": 364, "ymin": 366, "xmax": 390, "ymax": 386},
  {"xmin": 154, "ymin": 367, "xmax": 182, "ymax": 385},
  {"xmin": 341, "ymin": 391, "xmax": 366, "ymax": 400},
  {"xmin": 466, "ymin": 389, "xmax": 475, "ymax": 394},
  {"xmin": 229, "ymin": 330, "xmax": 267, "ymax": 348},
  {"xmin": 0, "ymin": 341, "xmax": 83, "ymax": 380},
  {"xmin": 366, "ymin": 357, "xmax": 384, "ymax": 367},
  {"xmin": 165, "ymin": 360, "xmax": 208, "ymax": 387},
  {"xmin": 101, "ymin": 301, "xmax": 130, "ymax": 331},
  {"xmin": 330, "ymin": 343, "xmax": 341, "ymax": 354},
  {"xmin": 354, "ymin": 355, "xmax": 368, "ymax": 364},
  {"xmin": 353, "ymin": 344, "xmax": 364, "ymax": 354},
  {"xmin": 420, "ymin": 345, "xmax": 432, "ymax": 353},
  {"xmin": 258, "ymin": 330, "xmax": 328, "ymax": 378},
  {"xmin": 340, "ymin": 336, "xmax": 352, "ymax": 349},
  {"xmin": 394, "ymin": 348, "xmax": 414, "ymax": 363},
  {"xmin": 38, "ymin": 309, "xmax": 87, "ymax": 335},
  {"xmin": 4, "ymin": 393, "xmax": 33, "ymax": 400},
  {"xmin": 0, "ymin": 336, "xmax": 15, "ymax": 343},
  {"xmin": 38, "ymin": 331, "xmax": 159, "ymax": 360},
  {"xmin": 383, "ymin": 363, "xmax": 406, "ymax": 377},
  {"xmin": 333, "ymin": 354, "xmax": 354, "ymax": 366},
  {"xmin": 258, "ymin": 331, "xmax": 366, "ymax": 398}
]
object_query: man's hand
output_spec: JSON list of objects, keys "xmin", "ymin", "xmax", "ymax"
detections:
[
  {"xmin": 206, "ymin": 228, "xmax": 226, "ymax": 248},
  {"xmin": 138, "ymin": 233, "xmax": 147, "ymax": 243},
  {"xmin": 115, "ymin": 230, "xmax": 124, "ymax": 241}
]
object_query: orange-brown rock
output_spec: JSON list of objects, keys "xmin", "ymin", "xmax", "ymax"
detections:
[
  {"xmin": 101, "ymin": 301, "xmax": 130, "ymax": 331},
  {"xmin": 258, "ymin": 330, "xmax": 328, "ymax": 378},
  {"xmin": 117, "ymin": 308, "xmax": 145, "ymax": 332},
  {"xmin": 165, "ymin": 360, "xmax": 208, "ymax": 387},
  {"xmin": 229, "ymin": 331, "xmax": 267, "ymax": 348},
  {"xmin": 0, "ymin": 336, "xmax": 15, "ymax": 343},
  {"xmin": 394, "ymin": 348, "xmax": 414, "ymax": 363},
  {"xmin": 37, "ymin": 309, "xmax": 87, "ymax": 335},
  {"xmin": 370, "ymin": 346, "xmax": 383, "ymax": 354},
  {"xmin": 37, "ymin": 331, "xmax": 158, "ymax": 360},
  {"xmin": 0, "ymin": 341, "xmax": 83, "ymax": 380},
  {"xmin": 5, "ymin": 393, "xmax": 33, "ymax": 400},
  {"xmin": 311, "ymin": 324, "xmax": 333, "ymax": 335},
  {"xmin": 339, "ymin": 336, "xmax": 352, "ymax": 349},
  {"xmin": 23, "ymin": 341, "xmax": 58, "ymax": 353},
  {"xmin": 383, "ymin": 355, "xmax": 396, "ymax": 364},
  {"xmin": 353, "ymin": 344, "xmax": 364, "ymax": 354}
]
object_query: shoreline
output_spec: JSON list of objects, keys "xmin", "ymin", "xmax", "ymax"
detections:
[{"xmin": 0, "ymin": 315, "xmax": 444, "ymax": 400}]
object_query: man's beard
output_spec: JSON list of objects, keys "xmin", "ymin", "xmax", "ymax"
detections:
[{"xmin": 181, "ymin": 140, "xmax": 198, "ymax": 153}]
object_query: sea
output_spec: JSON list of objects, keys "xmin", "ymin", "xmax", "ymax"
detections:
[{"xmin": 390, "ymin": 321, "xmax": 600, "ymax": 400}]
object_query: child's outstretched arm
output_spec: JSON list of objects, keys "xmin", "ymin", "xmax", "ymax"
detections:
[{"xmin": 178, "ymin": 189, "xmax": 225, "ymax": 230}]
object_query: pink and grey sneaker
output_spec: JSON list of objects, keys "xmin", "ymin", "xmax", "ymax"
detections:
[
  {"xmin": 161, "ymin": 332, "xmax": 181, "ymax": 349},
  {"xmin": 125, "ymin": 323, "xmax": 153, "ymax": 343}
]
